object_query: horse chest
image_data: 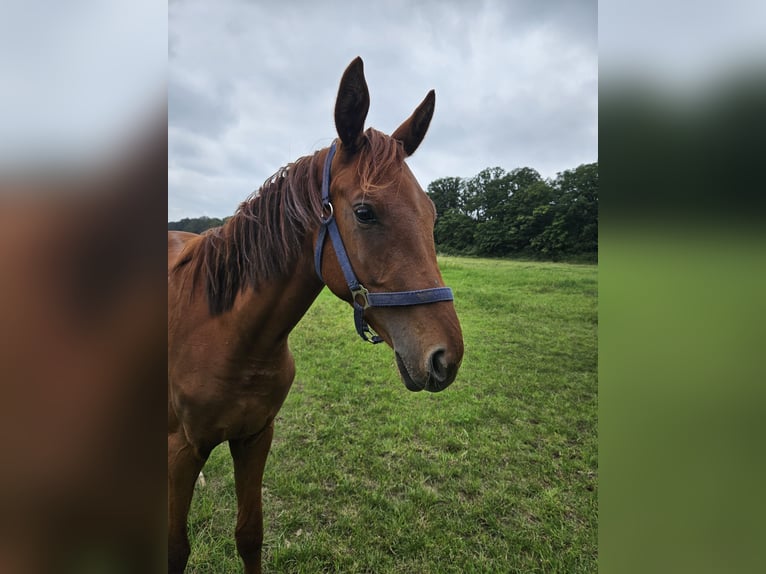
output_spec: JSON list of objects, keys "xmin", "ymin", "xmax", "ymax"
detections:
[{"xmin": 172, "ymin": 347, "xmax": 295, "ymax": 443}]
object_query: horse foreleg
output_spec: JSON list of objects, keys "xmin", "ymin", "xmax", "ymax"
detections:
[
  {"xmin": 229, "ymin": 422, "xmax": 274, "ymax": 574},
  {"xmin": 168, "ymin": 431, "xmax": 208, "ymax": 574}
]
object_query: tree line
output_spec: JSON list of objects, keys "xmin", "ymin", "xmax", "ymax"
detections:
[
  {"xmin": 167, "ymin": 215, "xmax": 228, "ymax": 234},
  {"xmin": 427, "ymin": 162, "xmax": 597, "ymax": 260},
  {"xmin": 168, "ymin": 161, "xmax": 597, "ymax": 261}
]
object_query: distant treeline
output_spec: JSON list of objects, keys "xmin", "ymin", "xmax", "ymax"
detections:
[
  {"xmin": 167, "ymin": 215, "xmax": 229, "ymax": 234},
  {"xmin": 168, "ymin": 161, "xmax": 597, "ymax": 261},
  {"xmin": 427, "ymin": 163, "xmax": 597, "ymax": 260}
]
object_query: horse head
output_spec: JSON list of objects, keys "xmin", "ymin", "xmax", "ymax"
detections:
[{"xmin": 317, "ymin": 57, "xmax": 464, "ymax": 392}]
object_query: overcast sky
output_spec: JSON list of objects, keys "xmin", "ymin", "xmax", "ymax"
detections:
[
  {"xmin": 2, "ymin": 1, "xmax": 763, "ymax": 217},
  {"xmin": 0, "ymin": 0, "xmax": 165, "ymax": 171},
  {"xmin": 168, "ymin": 0, "xmax": 598, "ymax": 220}
]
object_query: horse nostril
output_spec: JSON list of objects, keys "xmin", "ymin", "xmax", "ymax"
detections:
[{"xmin": 429, "ymin": 349, "xmax": 449, "ymax": 383}]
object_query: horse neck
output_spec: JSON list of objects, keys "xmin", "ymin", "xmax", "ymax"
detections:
[
  {"xmin": 229, "ymin": 164, "xmax": 327, "ymax": 359},
  {"xmin": 236, "ymin": 235, "xmax": 324, "ymax": 356}
]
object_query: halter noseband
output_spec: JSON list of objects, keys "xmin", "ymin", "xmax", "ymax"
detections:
[{"xmin": 313, "ymin": 140, "xmax": 455, "ymax": 344}]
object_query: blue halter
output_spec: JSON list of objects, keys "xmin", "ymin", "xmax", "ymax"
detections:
[{"xmin": 314, "ymin": 140, "xmax": 455, "ymax": 344}]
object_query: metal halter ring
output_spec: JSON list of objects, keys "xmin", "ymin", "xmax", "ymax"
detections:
[{"xmin": 320, "ymin": 201, "xmax": 334, "ymax": 223}]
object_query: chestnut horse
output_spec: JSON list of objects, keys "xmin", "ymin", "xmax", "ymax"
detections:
[{"xmin": 168, "ymin": 57, "xmax": 464, "ymax": 573}]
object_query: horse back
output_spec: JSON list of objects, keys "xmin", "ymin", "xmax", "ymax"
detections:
[{"xmin": 168, "ymin": 230, "xmax": 201, "ymax": 271}]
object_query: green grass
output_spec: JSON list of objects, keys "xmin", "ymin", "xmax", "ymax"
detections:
[{"xmin": 187, "ymin": 256, "xmax": 598, "ymax": 573}]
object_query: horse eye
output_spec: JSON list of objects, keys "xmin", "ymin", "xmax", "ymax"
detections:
[{"xmin": 354, "ymin": 205, "xmax": 377, "ymax": 223}]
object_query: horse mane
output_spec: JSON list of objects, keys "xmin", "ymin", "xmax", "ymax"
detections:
[{"xmin": 182, "ymin": 128, "xmax": 405, "ymax": 316}]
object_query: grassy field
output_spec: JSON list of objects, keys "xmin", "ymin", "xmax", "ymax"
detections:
[{"xmin": 186, "ymin": 256, "xmax": 598, "ymax": 573}]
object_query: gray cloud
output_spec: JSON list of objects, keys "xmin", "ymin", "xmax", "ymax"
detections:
[
  {"xmin": 169, "ymin": 0, "xmax": 597, "ymax": 219},
  {"xmin": 168, "ymin": 74, "xmax": 238, "ymax": 138}
]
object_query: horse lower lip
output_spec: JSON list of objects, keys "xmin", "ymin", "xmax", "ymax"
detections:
[
  {"xmin": 424, "ymin": 378, "xmax": 446, "ymax": 393},
  {"xmin": 395, "ymin": 352, "xmax": 424, "ymax": 392}
]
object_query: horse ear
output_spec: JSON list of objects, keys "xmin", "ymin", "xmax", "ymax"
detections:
[
  {"xmin": 334, "ymin": 57, "xmax": 370, "ymax": 153},
  {"xmin": 391, "ymin": 89, "xmax": 435, "ymax": 157}
]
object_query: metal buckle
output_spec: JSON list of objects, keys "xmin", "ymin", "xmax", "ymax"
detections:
[{"xmin": 351, "ymin": 285, "xmax": 371, "ymax": 309}]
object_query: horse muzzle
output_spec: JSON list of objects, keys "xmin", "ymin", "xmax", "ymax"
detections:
[{"xmin": 395, "ymin": 347, "xmax": 460, "ymax": 393}]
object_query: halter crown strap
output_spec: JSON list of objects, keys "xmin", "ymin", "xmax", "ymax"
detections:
[
  {"xmin": 314, "ymin": 140, "xmax": 454, "ymax": 344},
  {"xmin": 313, "ymin": 141, "xmax": 337, "ymax": 284}
]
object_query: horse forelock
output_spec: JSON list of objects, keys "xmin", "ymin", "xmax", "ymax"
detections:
[{"xmin": 356, "ymin": 128, "xmax": 407, "ymax": 195}]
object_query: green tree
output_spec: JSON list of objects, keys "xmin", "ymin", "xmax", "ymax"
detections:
[
  {"xmin": 427, "ymin": 177, "xmax": 464, "ymax": 214},
  {"xmin": 505, "ymin": 179, "xmax": 555, "ymax": 254},
  {"xmin": 553, "ymin": 162, "xmax": 598, "ymax": 256},
  {"xmin": 463, "ymin": 166, "xmax": 547, "ymax": 256},
  {"xmin": 433, "ymin": 208, "xmax": 477, "ymax": 254},
  {"xmin": 463, "ymin": 167, "xmax": 507, "ymax": 221},
  {"xmin": 530, "ymin": 163, "xmax": 598, "ymax": 259}
]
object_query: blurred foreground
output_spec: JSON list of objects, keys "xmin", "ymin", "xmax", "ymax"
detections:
[
  {"xmin": 0, "ymin": 113, "xmax": 167, "ymax": 573},
  {"xmin": 0, "ymin": 4, "xmax": 166, "ymax": 572},
  {"xmin": 599, "ymin": 6, "xmax": 766, "ymax": 570}
]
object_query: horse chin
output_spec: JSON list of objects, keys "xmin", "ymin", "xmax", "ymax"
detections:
[{"xmin": 395, "ymin": 351, "xmax": 426, "ymax": 392}]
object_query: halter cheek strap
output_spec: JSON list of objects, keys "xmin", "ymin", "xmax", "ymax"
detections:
[{"xmin": 314, "ymin": 140, "xmax": 455, "ymax": 344}]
